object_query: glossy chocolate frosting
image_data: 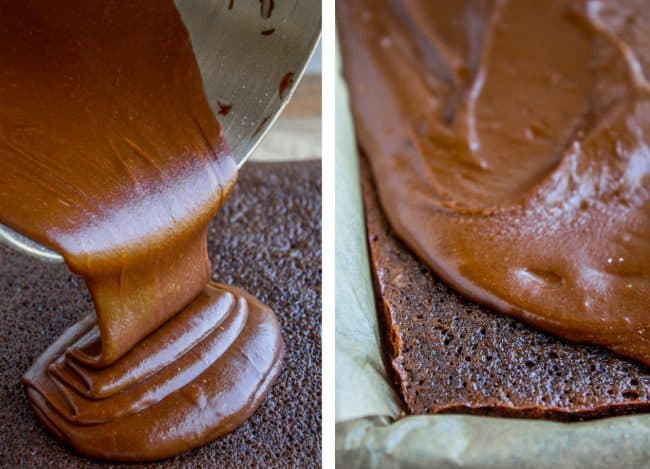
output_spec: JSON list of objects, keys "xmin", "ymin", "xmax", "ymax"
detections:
[
  {"xmin": 22, "ymin": 283, "xmax": 284, "ymax": 460},
  {"xmin": 339, "ymin": 0, "xmax": 650, "ymax": 364},
  {"xmin": 0, "ymin": 0, "xmax": 283, "ymax": 461}
]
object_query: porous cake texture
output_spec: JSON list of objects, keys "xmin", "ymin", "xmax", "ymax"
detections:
[{"xmin": 360, "ymin": 156, "xmax": 650, "ymax": 420}]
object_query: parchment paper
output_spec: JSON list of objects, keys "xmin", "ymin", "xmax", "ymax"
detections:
[
  {"xmin": 335, "ymin": 40, "xmax": 402, "ymax": 422},
  {"xmin": 335, "ymin": 34, "xmax": 650, "ymax": 468}
]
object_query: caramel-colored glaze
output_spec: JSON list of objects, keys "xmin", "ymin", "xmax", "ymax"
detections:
[
  {"xmin": 0, "ymin": 0, "xmax": 283, "ymax": 461},
  {"xmin": 338, "ymin": 0, "xmax": 650, "ymax": 364}
]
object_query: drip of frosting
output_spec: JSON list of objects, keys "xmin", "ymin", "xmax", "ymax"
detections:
[
  {"xmin": 338, "ymin": 0, "xmax": 650, "ymax": 364},
  {"xmin": 0, "ymin": 0, "xmax": 283, "ymax": 461}
]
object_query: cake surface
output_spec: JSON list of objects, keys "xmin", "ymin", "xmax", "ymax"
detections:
[
  {"xmin": 0, "ymin": 162, "xmax": 321, "ymax": 467},
  {"xmin": 360, "ymin": 156, "xmax": 650, "ymax": 420}
]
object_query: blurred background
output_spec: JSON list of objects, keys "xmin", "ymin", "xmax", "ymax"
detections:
[{"xmin": 251, "ymin": 43, "xmax": 321, "ymax": 162}]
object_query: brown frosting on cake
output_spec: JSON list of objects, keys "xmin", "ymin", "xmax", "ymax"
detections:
[
  {"xmin": 338, "ymin": 0, "xmax": 650, "ymax": 365},
  {"xmin": 0, "ymin": 162, "xmax": 322, "ymax": 467},
  {"xmin": 22, "ymin": 283, "xmax": 284, "ymax": 460},
  {"xmin": 360, "ymin": 154, "xmax": 650, "ymax": 420},
  {"xmin": 0, "ymin": 1, "xmax": 283, "ymax": 461}
]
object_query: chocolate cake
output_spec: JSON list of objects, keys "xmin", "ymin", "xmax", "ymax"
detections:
[
  {"xmin": 338, "ymin": 0, "xmax": 649, "ymax": 367},
  {"xmin": 359, "ymin": 155, "xmax": 650, "ymax": 420},
  {"xmin": 0, "ymin": 162, "xmax": 321, "ymax": 467}
]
